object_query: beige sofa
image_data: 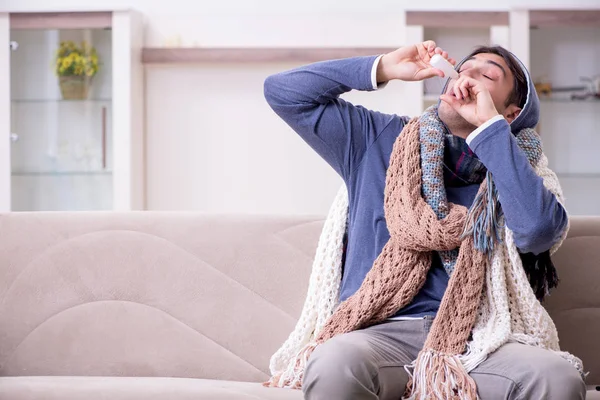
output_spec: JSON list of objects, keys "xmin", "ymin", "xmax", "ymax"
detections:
[{"xmin": 0, "ymin": 212, "xmax": 598, "ymax": 400}]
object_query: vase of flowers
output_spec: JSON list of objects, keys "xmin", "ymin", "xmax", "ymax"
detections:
[{"xmin": 54, "ymin": 41, "xmax": 99, "ymax": 100}]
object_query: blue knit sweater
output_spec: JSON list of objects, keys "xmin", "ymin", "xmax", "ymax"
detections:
[{"xmin": 264, "ymin": 55, "xmax": 567, "ymax": 318}]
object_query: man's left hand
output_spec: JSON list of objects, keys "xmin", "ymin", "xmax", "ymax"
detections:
[{"xmin": 440, "ymin": 76, "xmax": 500, "ymax": 127}]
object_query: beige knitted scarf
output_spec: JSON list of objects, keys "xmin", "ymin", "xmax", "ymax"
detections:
[{"xmin": 266, "ymin": 112, "xmax": 584, "ymax": 399}]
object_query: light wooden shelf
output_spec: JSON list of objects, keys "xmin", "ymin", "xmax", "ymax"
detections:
[
  {"xmin": 530, "ymin": 10, "xmax": 600, "ymax": 27},
  {"xmin": 406, "ymin": 11, "xmax": 509, "ymax": 27},
  {"xmin": 141, "ymin": 47, "xmax": 396, "ymax": 64},
  {"xmin": 12, "ymin": 171, "xmax": 113, "ymax": 177},
  {"xmin": 406, "ymin": 9, "xmax": 600, "ymax": 28},
  {"xmin": 10, "ymin": 12, "xmax": 112, "ymax": 30}
]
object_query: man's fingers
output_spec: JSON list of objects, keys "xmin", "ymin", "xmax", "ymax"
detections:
[
  {"xmin": 423, "ymin": 41, "xmax": 452, "ymax": 62},
  {"xmin": 452, "ymin": 77, "xmax": 460, "ymax": 99},
  {"xmin": 460, "ymin": 81, "xmax": 470, "ymax": 99},
  {"xmin": 461, "ymin": 76, "xmax": 489, "ymax": 99},
  {"xmin": 455, "ymin": 76, "xmax": 480, "ymax": 100},
  {"xmin": 454, "ymin": 81, "xmax": 463, "ymax": 100},
  {"xmin": 424, "ymin": 41, "xmax": 437, "ymax": 55}
]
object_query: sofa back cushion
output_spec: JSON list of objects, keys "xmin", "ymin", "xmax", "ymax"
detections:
[
  {"xmin": 0, "ymin": 212, "xmax": 318, "ymax": 381},
  {"xmin": 543, "ymin": 216, "xmax": 600, "ymax": 384}
]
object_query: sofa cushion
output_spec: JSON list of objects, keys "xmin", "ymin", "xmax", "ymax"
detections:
[
  {"xmin": 0, "ymin": 212, "xmax": 320, "ymax": 380},
  {"xmin": 588, "ymin": 387, "xmax": 600, "ymax": 400},
  {"xmin": 543, "ymin": 217, "xmax": 600, "ymax": 385},
  {"xmin": 0, "ymin": 376, "xmax": 304, "ymax": 400},
  {"xmin": 0, "ymin": 377, "xmax": 596, "ymax": 399}
]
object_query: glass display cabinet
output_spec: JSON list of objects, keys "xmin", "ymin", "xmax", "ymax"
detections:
[{"xmin": 0, "ymin": 10, "xmax": 144, "ymax": 211}]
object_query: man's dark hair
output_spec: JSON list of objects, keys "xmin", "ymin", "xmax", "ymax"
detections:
[{"xmin": 466, "ymin": 46, "xmax": 528, "ymax": 108}]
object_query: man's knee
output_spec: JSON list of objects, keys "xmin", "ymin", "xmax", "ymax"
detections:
[
  {"xmin": 522, "ymin": 353, "xmax": 586, "ymax": 400},
  {"xmin": 303, "ymin": 333, "xmax": 377, "ymax": 399},
  {"xmin": 473, "ymin": 344, "xmax": 586, "ymax": 400}
]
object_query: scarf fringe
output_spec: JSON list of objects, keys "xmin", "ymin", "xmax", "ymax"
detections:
[
  {"xmin": 263, "ymin": 342, "xmax": 317, "ymax": 389},
  {"xmin": 458, "ymin": 343, "xmax": 489, "ymax": 373},
  {"xmin": 404, "ymin": 349, "xmax": 479, "ymax": 400},
  {"xmin": 462, "ymin": 171, "xmax": 503, "ymax": 255}
]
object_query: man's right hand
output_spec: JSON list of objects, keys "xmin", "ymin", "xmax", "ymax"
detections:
[{"xmin": 376, "ymin": 41, "xmax": 456, "ymax": 83}]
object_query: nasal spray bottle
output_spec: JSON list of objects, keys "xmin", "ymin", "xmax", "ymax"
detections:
[
  {"xmin": 426, "ymin": 54, "xmax": 458, "ymax": 104},
  {"xmin": 430, "ymin": 54, "xmax": 458, "ymax": 79}
]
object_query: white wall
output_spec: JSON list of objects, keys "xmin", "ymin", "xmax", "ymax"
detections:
[
  {"xmin": 145, "ymin": 64, "xmax": 415, "ymax": 214},
  {"xmin": 142, "ymin": 11, "xmax": 413, "ymax": 215},
  {"xmin": 5, "ymin": 0, "xmax": 600, "ymax": 215}
]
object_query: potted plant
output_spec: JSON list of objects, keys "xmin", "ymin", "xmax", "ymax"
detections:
[{"xmin": 54, "ymin": 41, "xmax": 99, "ymax": 100}]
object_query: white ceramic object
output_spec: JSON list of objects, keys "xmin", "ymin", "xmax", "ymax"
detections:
[{"xmin": 430, "ymin": 54, "xmax": 458, "ymax": 79}]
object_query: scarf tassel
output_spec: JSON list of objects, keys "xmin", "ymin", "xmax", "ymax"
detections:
[
  {"xmin": 263, "ymin": 342, "xmax": 317, "ymax": 389},
  {"xmin": 463, "ymin": 171, "xmax": 503, "ymax": 255},
  {"xmin": 463, "ymin": 171, "xmax": 560, "ymax": 302},
  {"xmin": 404, "ymin": 349, "xmax": 479, "ymax": 400}
]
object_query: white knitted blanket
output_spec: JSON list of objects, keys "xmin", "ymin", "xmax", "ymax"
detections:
[{"xmin": 268, "ymin": 153, "xmax": 585, "ymax": 394}]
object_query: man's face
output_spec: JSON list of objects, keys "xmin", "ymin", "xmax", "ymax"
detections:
[{"xmin": 438, "ymin": 52, "xmax": 519, "ymax": 131}]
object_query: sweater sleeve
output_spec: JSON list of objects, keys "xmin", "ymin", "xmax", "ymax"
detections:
[
  {"xmin": 466, "ymin": 118, "xmax": 568, "ymax": 255},
  {"xmin": 263, "ymin": 56, "xmax": 397, "ymax": 180}
]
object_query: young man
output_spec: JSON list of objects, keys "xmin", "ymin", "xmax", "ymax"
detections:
[{"xmin": 263, "ymin": 42, "xmax": 586, "ymax": 399}]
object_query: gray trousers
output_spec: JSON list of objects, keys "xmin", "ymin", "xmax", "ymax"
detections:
[{"xmin": 303, "ymin": 317, "xmax": 586, "ymax": 400}]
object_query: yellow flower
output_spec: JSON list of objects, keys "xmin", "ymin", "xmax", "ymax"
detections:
[
  {"xmin": 61, "ymin": 58, "xmax": 72, "ymax": 69},
  {"xmin": 54, "ymin": 41, "xmax": 100, "ymax": 76}
]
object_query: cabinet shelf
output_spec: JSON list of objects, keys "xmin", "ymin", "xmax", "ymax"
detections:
[
  {"xmin": 406, "ymin": 10, "xmax": 600, "ymax": 28},
  {"xmin": 406, "ymin": 11, "xmax": 509, "ymax": 28},
  {"xmin": 12, "ymin": 171, "xmax": 112, "ymax": 177},
  {"xmin": 11, "ymin": 98, "xmax": 112, "ymax": 103},
  {"xmin": 141, "ymin": 47, "xmax": 396, "ymax": 64}
]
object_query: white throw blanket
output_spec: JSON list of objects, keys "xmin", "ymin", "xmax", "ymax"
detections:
[{"xmin": 268, "ymin": 153, "xmax": 585, "ymax": 393}]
